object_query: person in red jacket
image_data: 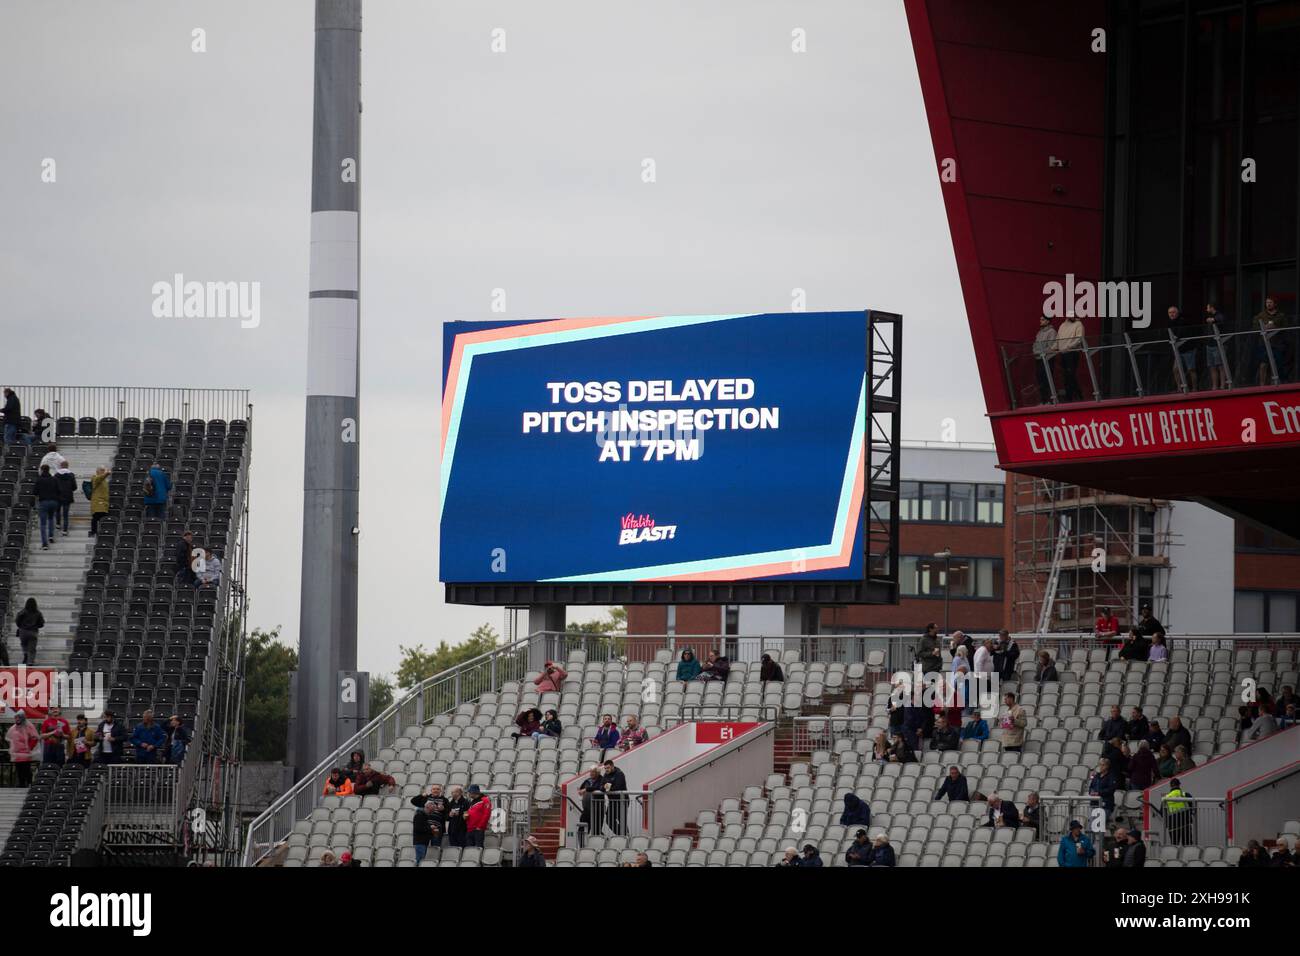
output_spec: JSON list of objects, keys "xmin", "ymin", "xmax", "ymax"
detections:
[
  {"xmin": 464, "ymin": 784, "xmax": 493, "ymax": 847},
  {"xmin": 40, "ymin": 706, "xmax": 71, "ymax": 765},
  {"xmin": 534, "ymin": 661, "xmax": 567, "ymax": 694},
  {"xmin": 352, "ymin": 762, "xmax": 397, "ymax": 796},
  {"xmin": 1095, "ymin": 606, "xmax": 1120, "ymax": 642}
]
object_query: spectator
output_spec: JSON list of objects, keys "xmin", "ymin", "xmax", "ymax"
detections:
[
  {"xmin": 345, "ymin": 750, "xmax": 366, "ymax": 779},
  {"xmin": 886, "ymin": 731, "xmax": 916, "ymax": 764},
  {"xmin": 1058, "ymin": 820, "xmax": 1095, "ymax": 868},
  {"xmin": 1033, "ymin": 314, "xmax": 1058, "ymax": 403},
  {"xmin": 1238, "ymin": 840, "xmax": 1267, "ymax": 867},
  {"xmin": 1173, "ymin": 745, "xmax": 1196, "ymax": 774},
  {"xmin": 1103, "ymin": 826, "xmax": 1129, "ymax": 868},
  {"xmin": 845, "ymin": 829, "xmax": 872, "ymax": 866},
  {"xmin": 600, "ymin": 760, "xmax": 629, "ymax": 836},
  {"xmin": 89, "ymin": 467, "xmax": 111, "ymax": 537},
  {"xmin": 15, "ymin": 597, "xmax": 45, "ymax": 665},
  {"xmin": 34, "ymin": 465, "xmax": 60, "ymax": 550},
  {"xmin": 972, "ymin": 639, "xmax": 994, "ymax": 678},
  {"xmin": 577, "ymin": 766, "xmax": 604, "ymax": 838},
  {"xmin": 1147, "ymin": 632, "xmax": 1168, "ymax": 662},
  {"xmin": 931, "ymin": 713, "xmax": 959, "ymax": 752},
  {"xmin": 352, "ymin": 762, "xmax": 397, "ymax": 796},
  {"xmin": 444, "ymin": 785, "xmax": 470, "ymax": 847},
  {"xmin": 96, "ymin": 710, "xmax": 126, "ymax": 764},
  {"xmin": 631, "ymin": 851, "xmax": 651, "ymax": 868},
  {"xmin": 1163, "ymin": 779, "xmax": 1194, "ymax": 845},
  {"xmin": 1123, "ymin": 828, "xmax": 1147, "ymax": 867},
  {"xmin": 40, "ymin": 706, "xmax": 70, "ymax": 766},
  {"xmin": 868, "ymin": 835, "xmax": 896, "ymax": 868},
  {"xmin": 871, "ymin": 732, "xmax": 891, "ymax": 764},
  {"xmin": 1155, "ymin": 744, "xmax": 1176, "ymax": 780},
  {"xmin": 1276, "ymin": 685, "xmax": 1297, "ymax": 716},
  {"xmin": 5, "ymin": 712, "xmax": 39, "ymax": 786},
  {"xmin": 1022, "ymin": 792, "xmax": 1042, "ymax": 838},
  {"xmin": 533, "ymin": 660, "xmax": 567, "ymax": 694},
  {"xmin": 777, "ymin": 847, "xmax": 800, "ymax": 867},
  {"xmin": 935, "ymin": 765, "xmax": 969, "ymax": 802},
  {"xmin": 464, "ymin": 785, "xmax": 492, "ymax": 847},
  {"xmin": 411, "ymin": 784, "xmax": 448, "ymax": 855},
  {"xmin": 1100, "ymin": 705, "xmax": 1126, "ymax": 742},
  {"xmin": 759, "ymin": 653, "xmax": 784, "ymax": 682},
  {"xmin": 914, "ymin": 623, "xmax": 942, "ymax": 674},
  {"xmin": 951, "ymin": 630, "xmax": 976, "ymax": 664},
  {"xmin": 30, "ymin": 409, "xmax": 51, "ymax": 444},
  {"xmin": 54, "ymin": 459, "xmax": 76, "ymax": 537},
  {"xmin": 411, "ymin": 799, "xmax": 441, "ymax": 864},
  {"xmin": 1164, "ymin": 716, "xmax": 1192, "ymax": 754},
  {"xmin": 1247, "ymin": 709, "xmax": 1278, "ymax": 741},
  {"xmin": 1117, "ymin": 628, "xmax": 1150, "ymax": 661},
  {"xmin": 1094, "ymin": 605, "xmax": 1120, "ymax": 640},
  {"xmin": 591, "ymin": 714, "xmax": 620, "ymax": 755},
  {"xmin": 986, "ymin": 794, "xmax": 1021, "ymax": 828},
  {"xmin": 1280, "ymin": 702, "xmax": 1298, "ymax": 731},
  {"xmin": 993, "ymin": 630, "xmax": 1019, "ymax": 681},
  {"xmin": 675, "ymin": 648, "xmax": 701, "ymax": 682},
  {"xmin": 1272, "ymin": 841, "xmax": 1295, "ymax": 867},
  {"xmin": 1252, "ymin": 296, "xmax": 1291, "ymax": 384},
  {"xmin": 167, "ymin": 715, "xmax": 190, "ymax": 765},
  {"xmin": 839, "ymin": 793, "xmax": 871, "ymax": 827},
  {"xmin": 39, "ymin": 443, "xmax": 63, "ymax": 476},
  {"xmin": 1203, "ymin": 303, "xmax": 1229, "ymax": 390},
  {"xmin": 1172, "ymin": 305, "xmax": 1201, "ymax": 390},
  {"xmin": 1055, "ymin": 314, "xmax": 1085, "ymax": 402},
  {"xmin": 1126, "ymin": 707, "xmax": 1149, "ymax": 742},
  {"xmin": 67, "ymin": 714, "xmax": 95, "ymax": 765},
  {"xmin": 1000, "ymin": 692, "xmax": 1027, "ymax": 752},
  {"xmin": 144, "ymin": 461, "xmax": 171, "ymax": 521},
  {"xmin": 1, "ymin": 388, "xmax": 20, "ymax": 445},
  {"xmin": 1102, "ymin": 738, "xmax": 1129, "ymax": 783},
  {"xmin": 173, "ymin": 530, "xmax": 198, "ymax": 586},
  {"xmin": 951, "ymin": 644, "xmax": 970, "ymax": 675},
  {"xmin": 1088, "ymin": 757, "xmax": 1121, "ymax": 817},
  {"xmin": 1035, "ymin": 651, "xmax": 1059, "ymax": 683},
  {"xmin": 900, "ymin": 705, "xmax": 926, "ymax": 752},
  {"xmin": 518, "ymin": 835, "xmax": 546, "ymax": 867},
  {"xmin": 319, "ymin": 851, "xmax": 338, "ymax": 867},
  {"xmin": 1145, "ymin": 720, "xmax": 1166, "ymax": 752},
  {"xmin": 799, "ymin": 844, "xmax": 823, "ymax": 867},
  {"xmin": 618, "ymin": 714, "xmax": 649, "ymax": 751},
  {"xmin": 513, "ymin": 707, "xmax": 542, "ymax": 739},
  {"xmin": 537, "ymin": 709, "xmax": 562, "ymax": 739},
  {"xmin": 960, "ymin": 712, "xmax": 989, "ymax": 746},
  {"xmin": 696, "ymin": 649, "xmax": 730, "ymax": 682},
  {"xmin": 1128, "ymin": 740, "xmax": 1158, "ymax": 790},
  {"xmin": 198, "ymin": 548, "xmax": 222, "ymax": 588},
  {"xmin": 1136, "ymin": 604, "xmax": 1164, "ymax": 639},
  {"xmin": 322, "ymin": 768, "xmax": 354, "ymax": 796},
  {"xmin": 130, "ymin": 709, "xmax": 167, "ymax": 763}
]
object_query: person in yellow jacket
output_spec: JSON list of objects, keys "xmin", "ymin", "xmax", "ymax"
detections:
[
  {"xmin": 89, "ymin": 467, "xmax": 111, "ymax": 537},
  {"xmin": 1164, "ymin": 778, "xmax": 1193, "ymax": 845}
]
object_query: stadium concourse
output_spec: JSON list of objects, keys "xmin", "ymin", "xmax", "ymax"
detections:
[{"xmin": 248, "ymin": 632, "xmax": 1300, "ymax": 869}]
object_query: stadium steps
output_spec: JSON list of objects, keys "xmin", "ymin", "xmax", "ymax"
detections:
[
  {"xmin": 776, "ymin": 686, "xmax": 857, "ymax": 774},
  {"xmin": 528, "ymin": 804, "xmax": 565, "ymax": 861},
  {"xmin": 2, "ymin": 440, "xmax": 118, "ymax": 668},
  {"xmin": 0, "ymin": 789, "xmax": 29, "ymax": 852}
]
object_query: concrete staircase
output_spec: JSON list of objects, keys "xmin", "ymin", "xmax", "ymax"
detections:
[
  {"xmin": 3, "ymin": 439, "xmax": 118, "ymax": 668},
  {"xmin": 0, "ymin": 788, "xmax": 28, "ymax": 851}
]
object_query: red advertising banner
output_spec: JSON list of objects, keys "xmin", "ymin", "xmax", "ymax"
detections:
[
  {"xmin": 994, "ymin": 388, "xmax": 1300, "ymax": 466},
  {"xmin": 694, "ymin": 722, "xmax": 761, "ymax": 744}
]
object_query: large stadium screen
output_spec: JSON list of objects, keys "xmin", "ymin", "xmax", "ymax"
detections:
[{"xmin": 439, "ymin": 311, "xmax": 869, "ymax": 584}]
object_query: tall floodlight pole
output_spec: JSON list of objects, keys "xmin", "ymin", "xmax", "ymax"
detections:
[{"xmin": 295, "ymin": 0, "xmax": 362, "ymax": 778}]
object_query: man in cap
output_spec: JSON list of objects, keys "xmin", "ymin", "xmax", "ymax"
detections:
[
  {"xmin": 464, "ymin": 784, "xmax": 493, "ymax": 848},
  {"xmin": 845, "ymin": 828, "xmax": 872, "ymax": 866},
  {"xmin": 1058, "ymin": 820, "xmax": 1095, "ymax": 868}
]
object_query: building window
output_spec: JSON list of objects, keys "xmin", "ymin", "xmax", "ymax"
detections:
[
  {"xmin": 920, "ymin": 483, "xmax": 948, "ymax": 521},
  {"xmin": 899, "ymin": 481, "xmax": 920, "ymax": 521},
  {"xmin": 900, "ymin": 556, "xmax": 1003, "ymax": 599},
  {"xmin": 949, "ymin": 483, "xmax": 976, "ymax": 523},
  {"xmin": 977, "ymin": 484, "xmax": 1004, "ymax": 524},
  {"xmin": 899, "ymin": 481, "xmax": 1005, "ymax": 525},
  {"xmin": 1236, "ymin": 590, "xmax": 1300, "ymax": 633}
]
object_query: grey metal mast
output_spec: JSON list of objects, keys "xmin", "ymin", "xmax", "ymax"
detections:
[{"xmin": 295, "ymin": 0, "xmax": 362, "ymax": 778}]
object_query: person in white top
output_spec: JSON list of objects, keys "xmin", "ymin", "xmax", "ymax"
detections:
[
  {"xmin": 39, "ymin": 443, "xmax": 63, "ymax": 475},
  {"xmin": 1055, "ymin": 315, "xmax": 1086, "ymax": 402},
  {"xmin": 973, "ymin": 639, "xmax": 995, "ymax": 676}
]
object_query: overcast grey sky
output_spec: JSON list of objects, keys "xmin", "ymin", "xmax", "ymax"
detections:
[{"xmin": 1, "ymin": 0, "xmax": 987, "ymax": 678}]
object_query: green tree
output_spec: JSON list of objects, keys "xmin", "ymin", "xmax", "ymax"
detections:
[
  {"xmin": 566, "ymin": 606, "xmax": 626, "ymax": 635},
  {"xmin": 368, "ymin": 674, "xmax": 395, "ymax": 715},
  {"xmin": 242, "ymin": 626, "xmax": 297, "ymax": 762},
  {"xmin": 395, "ymin": 623, "xmax": 500, "ymax": 689}
]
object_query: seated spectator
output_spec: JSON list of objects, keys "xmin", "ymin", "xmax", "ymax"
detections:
[
  {"xmin": 931, "ymin": 713, "xmax": 959, "ymax": 751},
  {"xmin": 591, "ymin": 714, "xmax": 620, "ymax": 753},
  {"xmin": 1271, "ymin": 840, "xmax": 1295, "ymax": 867},
  {"xmin": 618, "ymin": 714, "xmax": 649, "ymax": 751},
  {"xmin": 1280, "ymin": 702, "xmax": 1298, "ymax": 731},
  {"xmin": 1145, "ymin": 721, "xmax": 1165, "ymax": 752},
  {"xmin": 1155, "ymin": 744, "xmax": 1176, "ymax": 780},
  {"xmin": 1022, "ymin": 792, "xmax": 1042, "ymax": 837},
  {"xmin": 1117, "ymin": 628, "xmax": 1150, "ymax": 661},
  {"xmin": 1095, "ymin": 606, "xmax": 1120, "ymax": 641},
  {"xmin": 518, "ymin": 835, "xmax": 546, "ymax": 867},
  {"xmin": 1237, "ymin": 840, "xmax": 1267, "ymax": 867},
  {"xmin": 345, "ymin": 750, "xmax": 366, "ymax": 780},
  {"xmin": 871, "ymin": 732, "xmax": 891, "ymax": 764},
  {"xmin": 1035, "ymin": 651, "xmax": 1058, "ymax": 683},
  {"xmin": 198, "ymin": 548, "xmax": 222, "ymax": 588},
  {"xmin": 1147, "ymin": 632, "xmax": 1168, "ymax": 661},
  {"xmin": 675, "ymin": 648, "xmax": 701, "ymax": 682},
  {"xmin": 960, "ymin": 712, "xmax": 989, "ymax": 746},
  {"xmin": 759, "ymin": 653, "xmax": 784, "ymax": 682},
  {"xmin": 868, "ymin": 835, "xmax": 896, "ymax": 868},
  {"xmin": 1058, "ymin": 820, "xmax": 1095, "ymax": 868},
  {"xmin": 1128, "ymin": 740, "xmax": 1157, "ymax": 790},
  {"xmin": 320, "ymin": 851, "xmax": 338, "ymax": 867},
  {"xmin": 536, "ymin": 709, "xmax": 562, "ymax": 739},
  {"xmin": 839, "ymin": 793, "xmax": 871, "ymax": 826},
  {"xmin": 1099, "ymin": 705, "xmax": 1127, "ymax": 742},
  {"xmin": 338, "ymin": 851, "xmax": 360, "ymax": 868},
  {"xmin": 322, "ymin": 768, "xmax": 354, "ymax": 796},
  {"xmin": 1238, "ymin": 703, "xmax": 1258, "ymax": 736},
  {"xmin": 886, "ymin": 731, "xmax": 916, "ymax": 764},
  {"xmin": 1164, "ymin": 715, "xmax": 1192, "ymax": 753},
  {"xmin": 130, "ymin": 709, "xmax": 167, "ymax": 764},
  {"xmin": 845, "ymin": 829, "xmax": 872, "ymax": 866},
  {"xmin": 799, "ymin": 844, "xmax": 823, "ymax": 867},
  {"xmin": 999, "ymin": 692, "xmax": 1027, "ymax": 752},
  {"xmin": 630, "ymin": 851, "xmax": 651, "ymax": 868},
  {"xmin": 1126, "ymin": 707, "xmax": 1150, "ymax": 741},
  {"xmin": 1277, "ymin": 685, "xmax": 1298, "ymax": 716},
  {"xmin": 777, "ymin": 847, "xmax": 800, "ymax": 867},
  {"xmin": 513, "ymin": 707, "xmax": 543, "ymax": 740},
  {"xmin": 352, "ymin": 762, "xmax": 397, "ymax": 796},
  {"xmin": 986, "ymin": 794, "xmax": 1021, "ymax": 828},
  {"xmin": 935, "ymin": 765, "xmax": 969, "ymax": 802},
  {"xmin": 696, "ymin": 649, "xmax": 730, "ymax": 682},
  {"xmin": 1088, "ymin": 757, "xmax": 1121, "ymax": 816},
  {"xmin": 993, "ymin": 630, "xmax": 1019, "ymax": 681},
  {"xmin": 1247, "ymin": 709, "xmax": 1278, "ymax": 741},
  {"xmin": 533, "ymin": 660, "xmax": 568, "ymax": 694},
  {"xmin": 1173, "ymin": 745, "xmax": 1196, "ymax": 774}
]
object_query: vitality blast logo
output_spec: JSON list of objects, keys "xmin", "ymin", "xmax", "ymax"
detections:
[
  {"xmin": 618, "ymin": 513, "xmax": 677, "ymax": 545},
  {"xmin": 49, "ymin": 886, "xmax": 151, "ymax": 936}
]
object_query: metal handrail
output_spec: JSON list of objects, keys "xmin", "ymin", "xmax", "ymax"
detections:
[{"xmin": 2, "ymin": 386, "xmax": 251, "ymax": 426}]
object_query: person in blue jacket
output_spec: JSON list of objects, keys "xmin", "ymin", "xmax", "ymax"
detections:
[
  {"xmin": 130, "ymin": 709, "xmax": 169, "ymax": 763},
  {"xmin": 799, "ymin": 844, "xmax": 823, "ymax": 867},
  {"xmin": 1058, "ymin": 820, "xmax": 1095, "ymax": 868},
  {"xmin": 960, "ymin": 713, "xmax": 990, "ymax": 745},
  {"xmin": 592, "ymin": 714, "xmax": 620, "ymax": 755},
  {"xmin": 839, "ymin": 793, "xmax": 871, "ymax": 827},
  {"xmin": 675, "ymin": 648, "xmax": 701, "ymax": 682},
  {"xmin": 935, "ymin": 765, "xmax": 970, "ymax": 802},
  {"xmin": 868, "ymin": 835, "xmax": 896, "ymax": 867},
  {"xmin": 143, "ymin": 461, "xmax": 171, "ymax": 521}
]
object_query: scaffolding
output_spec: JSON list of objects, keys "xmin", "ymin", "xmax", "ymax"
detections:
[{"xmin": 1011, "ymin": 475, "xmax": 1174, "ymax": 634}]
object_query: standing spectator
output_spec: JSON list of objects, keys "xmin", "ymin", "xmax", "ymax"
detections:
[
  {"xmin": 67, "ymin": 714, "xmax": 96, "ymax": 765},
  {"xmin": 34, "ymin": 465, "xmax": 60, "ymax": 550},
  {"xmin": 15, "ymin": 597, "xmax": 45, "ymax": 665},
  {"xmin": 1102, "ymin": 737, "xmax": 1129, "ymax": 783},
  {"xmin": 1100, "ymin": 705, "xmax": 1127, "ymax": 742},
  {"xmin": 1000, "ymin": 692, "xmax": 1027, "ymax": 752},
  {"xmin": 1163, "ymin": 779, "xmax": 1193, "ymax": 846},
  {"xmin": 1252, "ymin": 297, "xmax": 1290, "ymax": 384},
  {"xmin": 513, "ymin": 707, "xmax": 542, "ymax": 740},
  {"xmin": 39, "ymin": 443, "xmax": 63, "ymax": 476},
  {"xmin": 95, "ymin": 710, "xmax": 126, "ymax": 764},
  {"xmin": 840, "ymin": 793, "xmax": 872, "ymax": 826},
  {"xmin": 533, "ymin": 660, "xmax": 567, "ymax": 694},
  {"xmin": 591, "ymin": 714, "xmax": 620, "ymax": 756},
  {"xmin": 577, "ymin": 766, "xmax": 605, "ymax": 838},
  {"xmin": 986, "ymin": 794, "xmax": 1021, "ymax": 828},
  {"xmin": 960, "ymin": 712, "xmax": 990, "ymax": 746},
  {"xmin": 618, "ymin": 714, "xmax": 649, "ymax": 751},
  {"xmin": 915, "ymin": 623, "xmax": 942, "ymax": 675},
  {"xmin": 464, "ymin": 785, "xmax": 493, "ymax": 847},
  {"xmin": 1172, "ymin": 305, "xmax": 1201, "ymax": 391},
  {"xmin": 1147, "ymin": 633, "xmax": 1168, "ymax": 662},
  {"xmin": 322, "ymin": 768, "xmax": 354, "ymax": 796},
  {"xmin": 173, "ymin": 530, "xmax": 197, "ymax": 586},
  {"xmin": 1088, "ymin": 758, "xmax": 1121, "ymax": 817},
  {"xmin": 845, "ymin": 829, "xmax": 872, "ymax": 866},
  {"xmin": 411, "ymin": 799, "xmax": 441, "ymax": 864},
  {"xmin": 1033, "ymin": 315, "xmax": 1058, "ymax": 403},
  {"xmin": 759, "ymin": 653, "xmax": 784, "ymax": 682},
  {"xmin": 444, "ymin": 785, "xmax": 470, "ymax": 848},
  {"xmin": 518, "ymin": 835, "xmax": 546, "ymax": 867},
  {"xmin": 1103, "ymin": 826, "xmax": 1129, "ymax": 868},
  {"xmin": 931, "ymin": 714, "xmax": 959, "ymax": 752},
  {"xmin": 973, "ymin": 640, "xmax": 995, "ymax": 684},
  {"xmin": 54, "ymin": 459, "xmax": 76, "ymax": 537},
  {"xmin": 868, "ymin": 835, "xmax": 896, "ymax": 868},
  {"xmin": 1128, "ymin": 741, "xmax": 1158, "ymax": 790},
  {"xmin": 1035, "ymin": 651, "xmax": 1059, "ymax": 683},
  {"xmin": 89, "ymin": 467, "xmax": 111, "ymax": 536},
  {"xmin": 600, "ymin": 759, "xmax": 629, "ymax": 836},
  {"xmin": 935, "ymin": 765, "xmax": 970, "ymax": 802},
  {"xmin": 167, "ymin": 715, "xmax": 190, "ymax": 765},
  {"xmin": 130, "ymin": 709, "xmax": 167, "ymax": 763},
  {"xmin": 40, "ymin": 706, "xmax": 71, "ymax": 766},
  {"xmin": 1058, "ymin": 820, "xmax": 1095, "ymax": 868},
  {"xmin": 1022, "ymin": 792, "xmax": 1042, "ymax": 838},
  {"xmin": 696, "ymin": 649, "xmax": 730, "ymax": 682},
  {"xmin": 1122, "ymin": 828, "xmax": 1147, "ymax": 867},
  {"xmin": 951, "ymin": 644, "xmax": 970, "ymax": 676},
  {"xmin": 412, "ymin": 785, "xmax": 448, "ymax": 854},
  {"xmin": 1095, "ymin": 606, "xmax": 1120, "ymax": 640},
  {"xmin": 1055, "ymin": 314, "xmax": 1086, "ymax": 402},
  {"xmin": 675, "ymin": 648, "xmax": 701, "ymax": 682},
  {"xmin": 1145, "ymin": 720, "xmax": 1166, "ymax": 752},
  {"xmin": 352, "ymin": 762, "xmax": 397, "ymax": 796},
  {"xmin": 30, "ymin": 409, "xmax": 51, "ymax": 444},
  {"xmin": 1126, "ymin": 707, "xmax": 1150, "ymax": 741},
  {"xmin": 1203, "ymin": 303, "xmax": 1229, "ymax": 390},
  {"xmin": 5, "ymin": 712, "xmax": 39, "ymax": 786},
  {"xmin": 143, "ymin": 461, "xmax": 171, "ymax": 521},
  {"xmin": 1, "ymin": 388, "xmax": 20, "ymax": 445},
  {"xmin": 1135, "ymin": 604, "xmax": 1164, "ymax": 639},
  {"xmin": 1164, "ymin": 716, "xmax": 1192, "ymax": 753},
  {"xmin": 993, "ymin": 630, "xmax": 1019, "ymax": 681}
]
